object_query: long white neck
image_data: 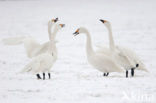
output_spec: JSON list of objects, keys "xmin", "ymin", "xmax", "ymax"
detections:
[
  {"xmin": 48, "ymin": 40, "xmax": 57, "ymax": 59},
  {"xmin": 50, "ymin": 27, "xmax": 58, "ymax": 40},
  {"xmin": 106, "ymin": 24, "xmax": 115, "ymax": 51},
  {"xmin": 83, "ymin": 29, "xmax": 94, "ymax": 55},
  {"xmin": 48, "ymin": 23, "xmax": 58, "ymax": 59},
  {"xmin": 48, "ymin": 21, "xmax": 54, "ymax": 40}
]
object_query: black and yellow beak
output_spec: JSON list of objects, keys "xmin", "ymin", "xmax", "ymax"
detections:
[
  {"xmin": 99, "ymin": 19, "xmax": 106, "ymax": 23},
  {"xmin": 59, "ymin": 24, "xmax": 65, "ymax": 28},
  {"xmin": 73, "ymin": 29, "xmax": 79, "ymax": 36}
]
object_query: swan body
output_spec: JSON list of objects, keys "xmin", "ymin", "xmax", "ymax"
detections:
[
  {"xmin": 21, "ymin": 23, "xmax": 65, "ymax": 79},
  {"xmin": 99, "ymin": 19, "xmax": 147, "ymax": 77},
  {"xmin": 2, "ymin": 18, "xmax": 58, "ymax": 58},
  {"xmin": 116, "ymin": 46, "xmax": 147, "ymax": 72},
  {"xmin": 21, "ymin": 52, "xmax": 55, "ymax": 74},
  {"xmin": 97, "ymin": 45, "xmax": 135, "ymax": 70},
  {"xmin": 73, "ymin": 27, "xmax": 123, "ymax": 75}
]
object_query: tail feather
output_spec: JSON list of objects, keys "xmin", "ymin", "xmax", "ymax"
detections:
[{"xmin": 2, "ymin": 36, "xmax": 26, "ymax": 45}]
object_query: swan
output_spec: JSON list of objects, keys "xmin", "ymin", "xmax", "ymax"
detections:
[
  {"xmin": 21, "ymin": 24, "xmax": 65, "ymax": 80},
  {"xmin": 73, "ymin": 27, "xmax": 123, "ymax": 76},
  {"xmin": 98, "ymin": 19, "xmax": 148, "ymax": 77},
  {"xmin": 2, "ymin": 18, "xmax": 58, "ymax": 58}
]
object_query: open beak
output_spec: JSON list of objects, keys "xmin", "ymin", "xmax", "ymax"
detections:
[
  {"xmin": 99, "ymin": 19, "xmax": 106, "ymax": 23},
  {"xmin": 59, "ymin": 24, "xmax": 65, "ymax": 28},
  {"xmin": 73, "ymin": 29, "xmax": 79, "ymax": 36}
]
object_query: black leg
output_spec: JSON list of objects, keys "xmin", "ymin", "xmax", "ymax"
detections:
[
  {"xmin": 106, "ymin": 72, "xmax": 109, "ymax": 76},
  {"xmin": 103, "ymin": 73, "xmax": 106, "ymax": 76},
  {"xmin": 131, "ymin": 68, "xmax": 134, "ymax": 77},
  {"xmin": 126, "ymin": 70, "xmax": 128, "ymax": 78},
  {"xmin": 43, "ymin": 73, "xmax": 45, "ymax": 80},
  {"xmin": 36, "ymin": 74, "xmax": 41, "ymax": 79},
  {"xmin": 48, "ymin": 73, "xmax": 51, "ymax": 79},
  {"xmin": 136, "ymin": 64, "xmax": 139, "ymax": 67}
]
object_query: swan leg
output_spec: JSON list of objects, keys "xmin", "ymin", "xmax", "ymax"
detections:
[
  {"xmin": 43, "ymin": 73, "xmax": 45, "ymax": 80},
  {"xmin": 131, "ymin": 68, "xmax": 134, "ymax": 77},
  {"xmin": 36, "ymin": 74, "xmax": 41, "ymax": 79},
  {"xmin": 103, "ymin": 73, "xmax": 106, "ymax": 76},
  {"xmin": 106, "ymin": 73, "xmax": 109, "ymax": 76},
  {"xmin": 48, "ymin": 73, "xmax": 51, "ymax": 79},
  {"xmin": 126, "ymin": 70, "xmax": 128, "ymax": 78}
]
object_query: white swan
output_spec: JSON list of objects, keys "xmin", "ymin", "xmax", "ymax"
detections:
[
  {"xmin": 21, "ymin": 24, "xmax": 65, "ymax": 80},
  {"xmin": 98, "ymin": 19, "xmax": 147, "ymax": 77},
  {"xmin": 73, "ymin": 27, "xmax": 123, "ymax": 76},
  {"xmin": 2, "ymin": 18, "xmax": 58, "ymax": 58}
]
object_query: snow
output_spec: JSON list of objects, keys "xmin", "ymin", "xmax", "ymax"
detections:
[{"xmin": 0, "ymin": 0, "xmax": 156, "ymax": 103}]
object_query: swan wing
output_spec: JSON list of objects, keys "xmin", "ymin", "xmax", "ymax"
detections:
[
  {"xmin": 2, "ymin": 36, "xmax": 27, "ymax": 45},
  {"xmin": 20, "ymin": 54, "xmax": 47, "ymax": 74},
  {"xmin": 96, "ymin": 45, "xmax": 134, "ymax": 69},
  {"xmin": 20, "ymin": 59, "xmax": 40, "ymax": 74},
  {"xmin": 117, "ymin": 46, "xmax": 148, "ymax": 72},
  {"xmin": 90, "ymin": 53, "xmax": 124, "ymax": 73},
  {"xmin": 99, "ymin": 54, "xmax": 124, "ymax": 73},
  {"xmin": 96, "ymin": 46, "xmax": 112, "ymax": 56},
  {"xmin": 115, "ymin": 47, "xmax": 135, "ymax": 67},
  {"xmin": 34, "ymin": 42, "xmax": 50, "ymax": 56},
  {"xmin": 34, "ymin": 40, "xmax": 58, "ymax": 57}
]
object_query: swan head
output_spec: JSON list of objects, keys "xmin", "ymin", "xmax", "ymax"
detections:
[
  {"xmin": 73, "ymin": 27, "xmax": 87, "ymax": 36},
  {"xmin": 99, "ymin": 19, "xmax": 111, "ymax": 27},
  {"xmin": 51, "ymin": 17, "xmax": 59, "ymax": 23}
]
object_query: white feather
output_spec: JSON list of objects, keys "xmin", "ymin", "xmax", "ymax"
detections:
[{"xmin": 75, "ymin": 27, "xmax": 124, "ymax": 74}]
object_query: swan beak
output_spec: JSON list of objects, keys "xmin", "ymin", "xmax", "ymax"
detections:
[
  {"xmin": 99, "ymin": 19, "xmax": 106, "ymax": 23},
  {"xmin": 59, "ymin": 24, "xmax": 65, "ymax": 28},
  {"xmin": 52, "ymin": 17, "xmax": 58, "ymax": 23},
  {"xmin": 73, "ymin": 29, "xmax": 79, "ymax": 36}
]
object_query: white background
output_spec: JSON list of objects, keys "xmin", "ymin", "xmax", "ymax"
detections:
[{"xmin": 0, "ymin": 0, "xmax": 156, "ymax": 103}]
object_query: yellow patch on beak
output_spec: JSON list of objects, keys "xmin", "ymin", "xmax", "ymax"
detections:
[
  {"xmin": 76, "ymin": 29, "xmax": 79, "ymax": 33},
  {"xmin": 103, "ymin": 20, "xmax": 107, "ymax": 23},
  {"xmin": 100, "ymin": 19, "xmax": 107, "ymax": 23},
  {"xmin": 59, "ymin": 24, "xmax": 65, "ymax": 28}
]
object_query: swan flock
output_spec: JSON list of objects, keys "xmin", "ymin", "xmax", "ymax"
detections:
[{"xmin": 2, "ymin": 18, "xmax": 147, "ymax": 79}]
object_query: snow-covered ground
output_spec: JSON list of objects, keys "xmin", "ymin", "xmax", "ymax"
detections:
[{"xmin": 0, "ymin": 0, "xmax": 156, "ymax": 103}]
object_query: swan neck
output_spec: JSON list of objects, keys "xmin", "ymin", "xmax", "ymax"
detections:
[
  {"xmin": 48, "ymin": 40, "xmax": 57, "ymax": 58},
  {"xmin": 84, "ymin": 29, "xmax": 94, "ymax": 55},
  {"xmin": 50, "ymin": 27, "xmax": 58, "ymax": 40},
  {"xmin": 107, "ymin": 25, "xmax": 115, "ymax": 50},
  {"xmin": 48, "ymin": 22, "xmax": 54, "ymax": 40},
  {"xmin": 48, "ymin": 22, "xmax": 58, "ymax": 58}
]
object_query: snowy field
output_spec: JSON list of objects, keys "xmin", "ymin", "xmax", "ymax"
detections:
[{"xmin": 0, "ymin": 0, "xmax": 156, "ymax": 103}]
